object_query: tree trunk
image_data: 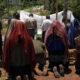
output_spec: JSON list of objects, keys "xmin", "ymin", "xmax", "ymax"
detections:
[
  {"xmin": 50, "ymin": 0, "xmax": 56, "ymax": 13},
  {"xmin": 44, "ymin": 0, "xmax": 46, "ymax": 9},
  {"xmin": 63, "ymin": 0, "xmax": 68, "ymax": 27},
  {"xmin": 44, "ymin": 0, "xmax": 49, "ymax": 10},
  {"xmin": 7, "ymin": 0, "xmax": 10, "ymax": 17},
  {"xmin": 51, "ymin": 0, "xmax": 54, "ymax": 13}
]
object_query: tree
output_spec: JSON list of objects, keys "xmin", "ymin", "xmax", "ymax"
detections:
[
  {"xmin": 63, "ymin": 0, "xmax": 68, "ymax": 26},
  {"xmin": 0, "ymin": 0, "xmax": 5, "ymax": 18},
  {"xmin": 0, "ymin": 0, "xmax": 5, "ymax": 10},
  {"xmin": 44, "ymin": 0, "xmax": 50, "ymax": 10},
  {"xmin": 50, "ymin": 0, "xmax": 56, "ymax": 13},
  {"xmin": 68, "ymin": 0, "xmax": 80, "ymax": 20},
  {"xmin": 44, "ymin": 0, "xmax": 63, "ymax": 14}
]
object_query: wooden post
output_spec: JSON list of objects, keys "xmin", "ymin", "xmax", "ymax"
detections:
[
  {"xmin": 63, "ymin": 0, "xmax": 68, "ymax": 27},
  {"xmin": 16, "ymin": 0, "xmax": 18, "ymax": 12},
  {"xmin": 56, "ymin": 0, "xmax": 58, "ymax": 20},
  {"xmin": 7, "ymin": 0, "xmax": 9, "ymax": 17}
]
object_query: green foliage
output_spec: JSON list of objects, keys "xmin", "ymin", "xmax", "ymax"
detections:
[
  {"xmin": 0, "ymin": 0, "xmax": 5, "ymax": 18},
  {"xmin": 0, "ymin": 0, "xmax": 80, "ymax": 20},
  {"xmin": 45, "ymin": 0, "xmax": 63, "ymax": 14},
  {"xmin": 0, "ymin": 0, "xmax": 5, "ymax": 10},
  {"xmin": 22, "ymin": 0, "xmax": 43, "ymax": 9},
  {"xmin": 68, "ymin": 0, "xmax": 80, "ymax": 20},
  {"xmin": 46, "ymin": 0, "xmax": 80, "ymax": 20}
]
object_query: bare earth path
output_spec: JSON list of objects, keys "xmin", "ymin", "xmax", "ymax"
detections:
[
  {"xmin": 34, "ymin": 66, "xmax": 80, "ymax": 80},
  {"xmin": 0, "ymin": 65, "xmax": 80, "ymax": 80}
]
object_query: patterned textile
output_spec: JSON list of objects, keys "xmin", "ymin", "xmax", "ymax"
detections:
[
  {"xmin": 4, "ymin": 22, "xmax": 35, "ymax": 73},
  {"xmin": 45, "ymin": 20, "xmax": 69, "ymax": 59},
  {"xmin": 45, "ymin": 20, "xmax": 68, "ymax": 49}
]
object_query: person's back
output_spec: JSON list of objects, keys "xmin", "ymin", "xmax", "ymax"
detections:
[
  {"xmin": 42, "ymin": 16, "xmax": 52, "ymax": 42},
  {"xmin": 42, "ymin": 19, "xmax": 52, "ymax": 31},
  {"xmin": 4, "ymin": 22, "xmax": 35, "ymax": 80},
  {"xmin": 25, "ymin": 13, "xmax": 37, "ymax": 39},
  {"xmin": 25, "ymin": 17, "xmax": 37, "ymax": 31},
  {"xmin": 45, "ymin": 20, "xmax": 69, "ymax": 70}
]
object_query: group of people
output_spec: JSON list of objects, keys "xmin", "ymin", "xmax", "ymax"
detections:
[{"xmin": 0, "ymin": 11, "xmax": 79, "ymax": 80}]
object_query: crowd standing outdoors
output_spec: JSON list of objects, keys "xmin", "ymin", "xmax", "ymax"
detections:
[{"xmin": 0, "ymin": 11, "xmax": 79, "ymax": 80}]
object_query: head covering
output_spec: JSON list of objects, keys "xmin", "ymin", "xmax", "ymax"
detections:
[
  {"xmin": 4, "ymin": 19, "xmax": 19, "ymax": 43},
  {"xmin": 45, "ymin": 20, "xmax": 68, "ymax": 48},
  {"xmin": 44, "ymin": 20, "xmax": 69, "ymax": 58},
  {"xmin": 4, "ymin": 21, "xmax": 35, "ymax": 72},
  {"xmin": 68, "ymin": 19, "xmax": 80, "ymax": 48}
]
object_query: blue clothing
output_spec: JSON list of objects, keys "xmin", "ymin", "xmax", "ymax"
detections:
[
  {"xmin": 47, "ymin": 34, "xmax": 65, "ymax": 52},
  {"xmin": 68, "ymin": 19, "xmax": 80, "ymax": 48},
  {"xmin": 28, "ymin": 29, "xmax": 35, "ymax": 39},
  {"xmin": 46, "ymin": 34, "xmax": 68, "ymax": 69}
]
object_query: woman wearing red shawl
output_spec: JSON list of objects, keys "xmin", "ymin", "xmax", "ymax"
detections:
[
  {"xmin": 44, "ymin": 20, "xmax": 69, "ymax": 77},
  {"xmin": 4, "ymin": 21, "xmax": 35, "ymax": 80}
]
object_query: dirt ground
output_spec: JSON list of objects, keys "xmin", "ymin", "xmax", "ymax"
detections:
[
  {"xmin": 0, "ymin": 65, "xmax": 80, "ymax": 80},
  {"xmin": 34, "ymin": 66, "xmax": 80, "ymax": 80}
]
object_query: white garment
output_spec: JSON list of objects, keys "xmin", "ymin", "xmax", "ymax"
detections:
[{"xmin": 42, "ymin": 19, "xmax": 52, "ymax": 31}]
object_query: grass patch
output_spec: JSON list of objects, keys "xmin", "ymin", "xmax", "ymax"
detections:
[{"xmin": 36, "ymin": 34, "xmax": 42, "ymax": 38}]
